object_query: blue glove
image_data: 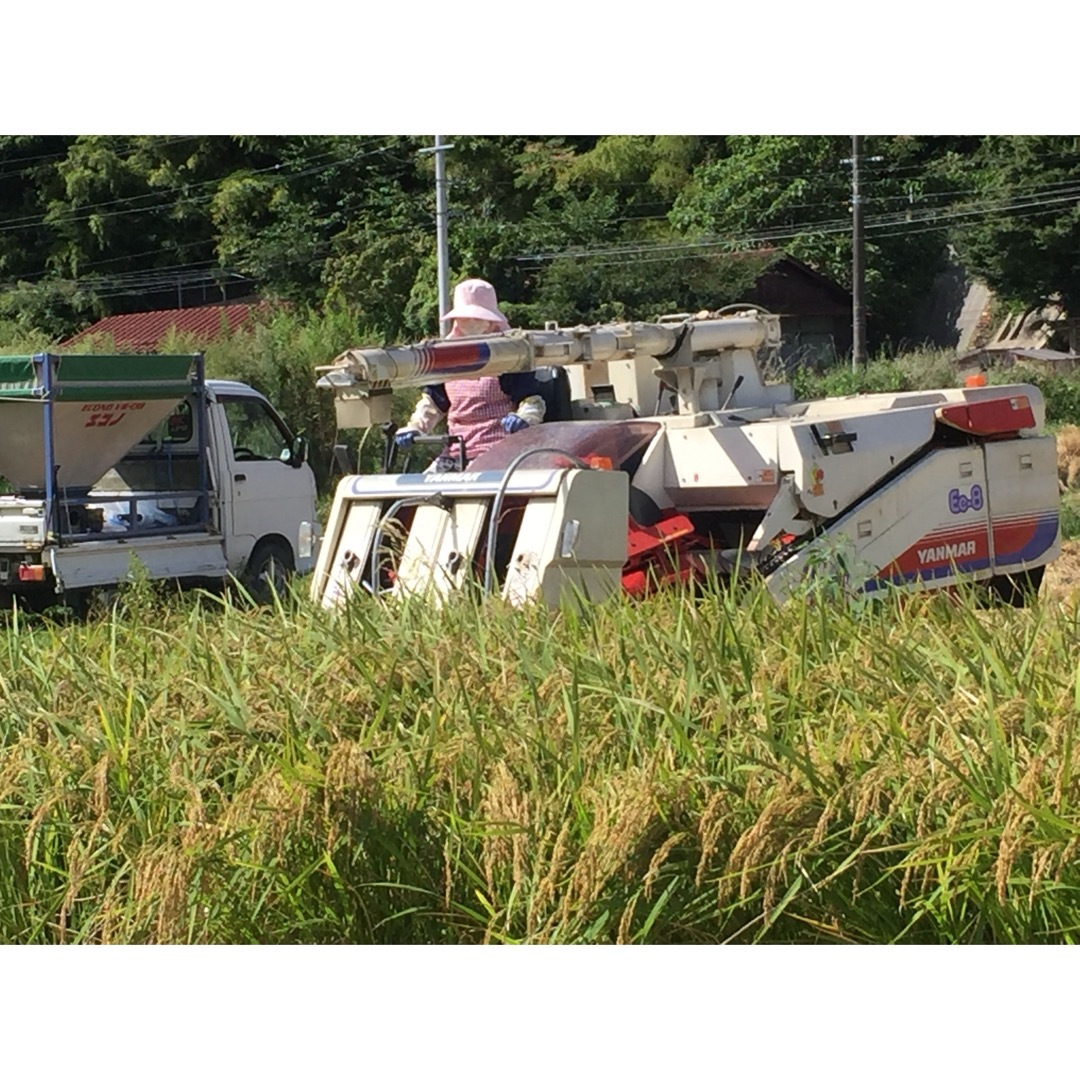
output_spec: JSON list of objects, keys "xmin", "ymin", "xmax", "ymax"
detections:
[
  {"xmin": 501, "ymin": 414, "xmax": 528, "ymax": 434},
  {"xmin": 394, "ymin": 428, "xmax": 418, "ymax": 449}
]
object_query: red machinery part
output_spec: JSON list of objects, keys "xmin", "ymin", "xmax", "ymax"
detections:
[
  {"xmin": 622, "ymin": 513, "xmax": 705, "ymax": 597},
  {"xmin": 936, "ymin": 395, "xmax": 1035, "ymax": 436}
]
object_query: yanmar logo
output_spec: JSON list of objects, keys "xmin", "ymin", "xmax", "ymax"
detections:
[{"xmin": 917, "ymin": 539, "xmax": 977, "ymax": 565}]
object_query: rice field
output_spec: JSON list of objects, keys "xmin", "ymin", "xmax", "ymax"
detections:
[
  {"xmin": 1, "ymin": 567, "xmax": 1079, "ymax": 944},
  {"xmin": 2, "ymin": 335, "xmax": 1079, "ymax": 943}
]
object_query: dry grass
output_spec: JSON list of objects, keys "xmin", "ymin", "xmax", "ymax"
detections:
[{"xmin": 1057, "ymin": 424, "xmax": 1080, "ymax": 489}]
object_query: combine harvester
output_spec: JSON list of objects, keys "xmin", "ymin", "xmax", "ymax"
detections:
[{"xmin": 311, "ymin": 309, "xmax": 1060, "ymax": 609}]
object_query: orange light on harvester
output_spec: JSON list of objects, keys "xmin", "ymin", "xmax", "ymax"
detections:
[
  {"xmin": 583, "ymin": 455, "xmax": 613, "ymax": 470},
  {"xmin": 17, "ymin": 564, "xmax": 46, "ymax": 582},
  {"xmin": 964, "ymin": 373, "xmax": 987, "ymax": 388}
]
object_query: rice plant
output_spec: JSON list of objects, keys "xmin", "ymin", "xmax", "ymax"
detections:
[{"xmin": 1, "ymin": 569, "xmax": 1078, "ymax": 944}]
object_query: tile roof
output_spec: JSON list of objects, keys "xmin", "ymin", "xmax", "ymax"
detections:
[{"xmin": 61, "ymin": 303, "xmax": 265, "ymax": 351}]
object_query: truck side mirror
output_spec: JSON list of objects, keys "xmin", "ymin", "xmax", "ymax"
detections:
[{"xmin": 287, "ymin": 434, "xmax": 308, "ymax": 468}]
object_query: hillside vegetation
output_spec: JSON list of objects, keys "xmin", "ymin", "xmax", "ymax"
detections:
[
  {"xmin": 3, "ymin": 184, "xmax": 1080, "ymax": 941},
  {"xmin": 3, "ymin": 135, "xmax": 1079, "ymax": 351}
]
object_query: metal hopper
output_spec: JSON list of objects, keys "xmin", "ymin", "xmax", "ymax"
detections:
[{"xmin": 0, "ymin": 353, "xmax": 196, "ymax": 492}]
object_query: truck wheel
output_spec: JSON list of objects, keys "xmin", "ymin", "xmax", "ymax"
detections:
[
  {"xmin": 242, "ymin": 540, "xmax": 295, "ymax": 604},
  {"xmin": 86, "ymin": 587, "xmax": 121, "ymax": 617}
]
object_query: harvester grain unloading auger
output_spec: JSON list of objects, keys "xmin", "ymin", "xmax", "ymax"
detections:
[{"xmin": 311, "ymin": 309, "xmax": 1061, "ymax": 609}]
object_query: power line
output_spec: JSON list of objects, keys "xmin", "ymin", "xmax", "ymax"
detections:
[
  {"xmin": 513, "ymin": 184, "xmax": 1080, "ymax": 265},
  {"xmin": 0, "ymin": 139, "xmax": 401, "ymax": 234},
  {"xmin": 517, "ymin": 198, "xmax": 1080, "ymax": 274},
  {"xmin": 0, "ymin": 135, "xmax": 203, "ymax": 181}
]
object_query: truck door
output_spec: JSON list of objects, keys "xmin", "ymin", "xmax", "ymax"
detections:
[{"xmin": 216, "ymin": 393, "xmax": 317, "ymax": 564}]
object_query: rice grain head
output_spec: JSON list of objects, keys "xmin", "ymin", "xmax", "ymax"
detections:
[
  {"xmin": 695, "ymin": 790, "xmax": 731, "ymax": 888},
  {"xmin": 131, "ymin": 842, "xmax": 195, "ymax": 943},
  {"xmin": 480, "ymin": 761, "xmax": 531, "ymax": 894},
  {"xmin": 562, "ymin": 770, "xmax": 660, "ymax": 918},
  {"xmin": 323, "ymin": 739, "xmax": 380, "ymax": 818},
  {"xmin": 530, "ymin": 820, "xmax": 572, "ymax": 940}
]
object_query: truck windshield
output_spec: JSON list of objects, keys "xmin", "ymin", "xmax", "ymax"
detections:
[
  {"xmin": 466, "ymin": 420, "xmax": 660, "ymax": 476},
  {"xmin": 219, "ymin": 396, "xmax": 293, "ymax": 461}
]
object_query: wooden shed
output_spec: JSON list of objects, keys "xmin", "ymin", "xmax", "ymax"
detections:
[{"xmin": 733, "ymin": 250, "xmax": 853, "ymax": 366}]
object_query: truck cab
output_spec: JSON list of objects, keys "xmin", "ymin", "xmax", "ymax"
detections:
[{"xmin": 204, "ymin": 379, "xmax": 319, "ymax": 582}]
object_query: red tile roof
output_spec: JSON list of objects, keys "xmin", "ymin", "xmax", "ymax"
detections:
[{"xmin": 62, "ymin": 303, "xmax": 266, "ymax": 351}]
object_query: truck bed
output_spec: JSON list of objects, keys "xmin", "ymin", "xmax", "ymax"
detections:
[{"xmin": 50, "ymin": 532, "xmax": 229, "ymax": 590}]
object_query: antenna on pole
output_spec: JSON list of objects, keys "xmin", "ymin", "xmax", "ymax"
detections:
[{"xmin": 420, "ymin": 137, "xmax": 454, "ymax": 337}]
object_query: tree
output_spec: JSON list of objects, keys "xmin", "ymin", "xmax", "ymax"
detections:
[
  {"xmin": 944, "ymin": 136, "xmax": 1080, "ymax": 317},
  {"xmin": 439, "ymin": 135, "xmax": 737, "ymax": 326},
  {"xmin": 0, "ymin": 136, "xmax": 73, "ymax": 280},
  {"xmin": 669, "ymin": 136, "xmax": 962, "ymax": 344}
]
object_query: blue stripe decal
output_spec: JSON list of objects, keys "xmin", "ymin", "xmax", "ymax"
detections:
[{"xmin": 994, "ymin": 512, "xmax": 1060, "ymax": 567}]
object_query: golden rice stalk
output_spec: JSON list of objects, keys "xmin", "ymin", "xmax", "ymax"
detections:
[
  {"xmin": 131, "ymin": 842, "xmax": 194, "ymax": 943},
  {"xmin": 643, "ymin": 831, "xmax": 686, "ymax": 901},
  {"xmin": 1028, "ymin": 845, "xmax": 1057, "ymax": 905},
  {"xmin": 479, "ymin": 761, "xmax": 531, "ymax": 895},
  {"xmin": 695, "ymin": 790, "xmax": 729, "ymax": 888},
  {"xmin": 723, "ymin": 787, "xmax": 819, "ymax": 903},
  {"xmin": 323, "ymin": 739, "xmax": 380, "ymax": 818},
  {"xmin": 0, "ymin": 738, "xmax": 35, "ymax": 805},
  {"xmin": 994, "ymin": 754, "xmax": 1050, "ymax": 902},
  {"xmin": 88, "ymin": 755, "xmax": 110, "ymax": 822},
  {"xmin": 616, "ymin": 891, "xmax": 639, "ymax": 945},
  {"xmin": 529, "ymin": 820, "xmax": 572, "ymax": 940},
  {"xmin": 561, "ymin": 770, "xmax": 660, "ymax": 918},
  {"xmin": 220, "ymin": 768, "xmax": 314, "ymax": 863}
]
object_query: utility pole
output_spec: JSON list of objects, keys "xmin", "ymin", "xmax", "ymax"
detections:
[
  {"xmin": 434, "ymin": 136, "xmax": 452, "ymax": 337},
  {"xmin": 851, "ymin": 135, "xmax": 866, "ymax": 370},
  {"xmin": 421, "ymin": 136, "xmax": 453, "ymax": 337},
  {"xmin": 843, "ymin": 137, "xmax": 883, "ymax": 369}
]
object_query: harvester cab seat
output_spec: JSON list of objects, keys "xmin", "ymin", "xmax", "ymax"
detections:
[{"xmin": 536, "ymin": 367, "xmax": 572, "ymax": 423}]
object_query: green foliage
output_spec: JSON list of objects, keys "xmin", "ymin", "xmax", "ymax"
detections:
[
  {"xmin": 0, "ymin": 279, "xmax": 97, "ymax": 341},
  {"xmin": 4, "ymin": 134, "xmax": 1080, "ymax": 364},
  {"xmin": 670, "ymin": 135, "xmax": 957, "ymax": 339},
  {"xmin": 792, "ymin": 347, "xmax": 960, "ymax": 399},
  {"xmin": 945, "ymin": 136, "xmax": 1080, "ymax": 314},
  {"xmin": 1059, "ymin": 492, "xmax": 1080, "ymax": 540},
  {"xmin": 558, "ymin": 136, "xmax": 710, "ymax": 202},
  {"xmin": 324, "ymin": 231, "xmax": 437, "ymax": 342},
  {"xmin": 0, "ymin": 313, "xmax": 53, "ymax": 355},
  {"xmin": 520, "ymin": 243, "xmax": 773, "ymax": 326}
]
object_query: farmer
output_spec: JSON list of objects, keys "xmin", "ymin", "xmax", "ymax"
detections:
[{"xmin": 394, "ymin": 278, "xmax": 546, "ymax": 469}]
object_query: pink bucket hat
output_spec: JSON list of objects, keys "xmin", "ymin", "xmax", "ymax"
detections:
[{"xmin": 442, "ymin": 278, "xmax": 510, "ymax": 331}]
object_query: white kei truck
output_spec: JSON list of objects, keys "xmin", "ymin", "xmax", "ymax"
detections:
[{"xmin": 0, "ymin": 352, "xmax": 320, "ymax": 611}]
